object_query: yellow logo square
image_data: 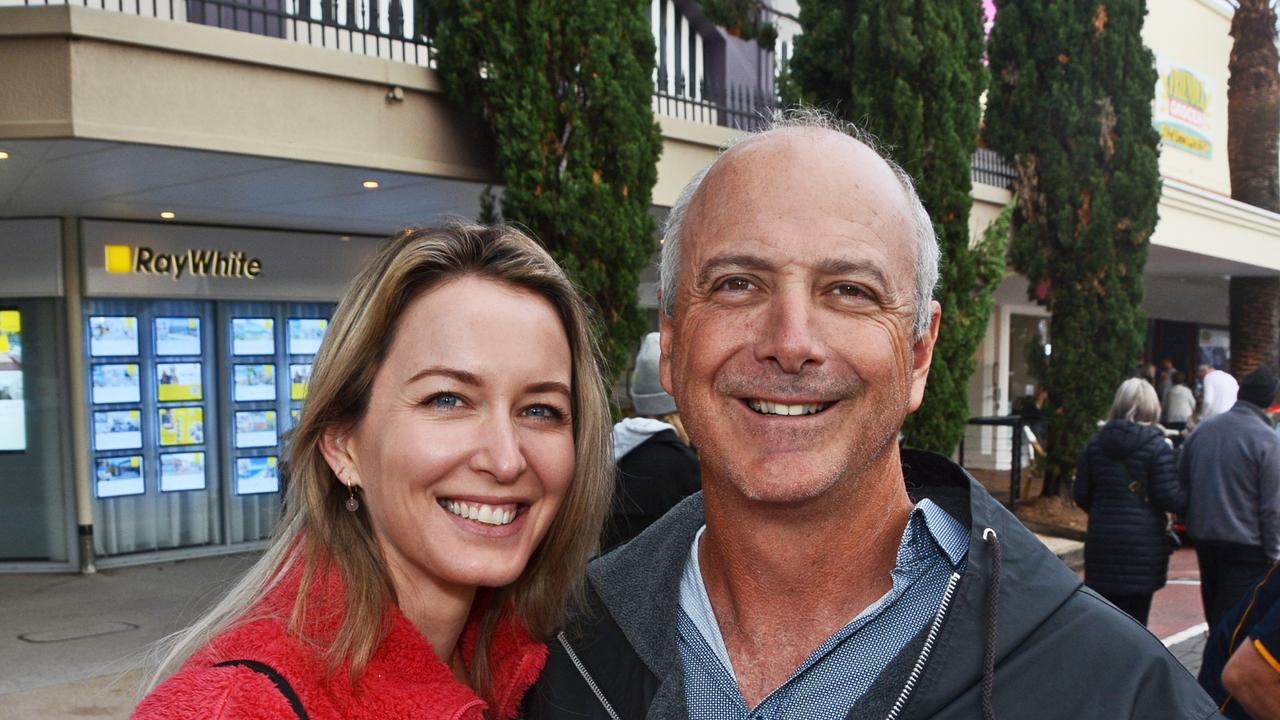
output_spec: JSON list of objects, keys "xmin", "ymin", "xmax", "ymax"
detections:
[{"xmin": 104, "ymin": 245, "xmax": 133, "ymax": 274}]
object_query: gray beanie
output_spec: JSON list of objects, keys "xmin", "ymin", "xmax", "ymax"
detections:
[
  {"xmin": 630, "ymin": 332, "xmax": 676, "ymax": 416},
  {"xmin": 1239, "ymin": 365, "xmax": 1279, "ymax": 409}
]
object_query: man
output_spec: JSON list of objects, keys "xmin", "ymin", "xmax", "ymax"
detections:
[
  {"xmin": 1200, "ymin": 363, "xmax": 1241, "ymax": 421},
  {"xmin": 525, "ymin": 112, "xmax": 1217, "ymax": 718},
  {"xmin": 1200, "ymin": 562, "xmax": 1280, "ymax": 719},
  {"xmin": 1182, "ymin": 365, "xmax": 1280, "ymax": 630},
  {"xmin": 1165, "ymin": 370, "xmax": 1197, "ymax": 432},
  {"xmin": 602, "ymin": 332, "xmax": 701, "ymax": 553}
]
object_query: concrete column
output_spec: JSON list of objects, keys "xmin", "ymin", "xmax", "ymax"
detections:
[{"xmin": 62, "ymin": 218, "xmax": 95, "ymax": 574}]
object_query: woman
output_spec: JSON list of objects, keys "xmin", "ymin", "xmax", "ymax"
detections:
[
  {"xmin": 1074, "ymin": 377, "xmax": 1185, "ymax": 626},
  {"xmin": 134, "ymin": 225, "xmax": 612, "ymax": 719}
]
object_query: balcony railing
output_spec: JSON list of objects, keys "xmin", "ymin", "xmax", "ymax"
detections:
[
  {"xmin": 654, "ymin": 69, "xmax": 775, "ymax": 132},
  {"xmin": 12, "ymin": 0, "xmax": 434, "ymax": 66}
]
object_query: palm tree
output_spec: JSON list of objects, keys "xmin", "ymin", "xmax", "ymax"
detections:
[{"xmin": 1227, "ymin": 0, "xmax": 1280, "ymax": 377}]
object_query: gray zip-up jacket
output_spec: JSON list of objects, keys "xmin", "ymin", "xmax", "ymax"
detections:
[
  {"xmin": 524, "ymin": 450, "xmax": 1219, "ymax": 719},
  {"xmin": 1179, "ymin": 401, "xmax": 1280, "ymax": 557}
]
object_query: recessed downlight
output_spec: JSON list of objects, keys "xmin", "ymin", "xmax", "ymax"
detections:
[
  {"xmin": 362, "ymin": 180, "xmax": 380, "ymax": 189},
  {"xmin": 159, "ymin": 211, "xmax": 176, "ymax": 220},
  {"xmin": 0, "ymin": 151, "xmax": 9, "ymax": 160}
]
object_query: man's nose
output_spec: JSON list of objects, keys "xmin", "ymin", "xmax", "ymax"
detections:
[
  {"xmin": 469, "ymin": 414, "xmax": 528, "ymax": 483},
  {"xmin": 756, "ymin": 289, "xmax": 827, "ymax": 374}
]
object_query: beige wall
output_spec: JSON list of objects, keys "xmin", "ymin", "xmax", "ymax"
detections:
[{"xmin": 1142, "ymin": 0, "xmax": 1232, "ymax": 195}]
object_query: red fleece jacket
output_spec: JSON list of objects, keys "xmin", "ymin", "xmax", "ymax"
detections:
[{"xmin": 132, "ymin": 566, "xmax": 547, "ymax": 720}]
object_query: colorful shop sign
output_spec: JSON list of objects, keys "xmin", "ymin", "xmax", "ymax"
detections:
[{"xmin": 1154, "ymin": 56, "xmax": 1214, "ymax": 158}]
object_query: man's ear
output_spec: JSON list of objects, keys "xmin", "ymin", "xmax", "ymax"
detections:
[
  {"xmin": 319, "ymin": 426, "xmax": 361, "ymax": 487},
  {"xmin": 907, "ymin": 300, "xmax": 942, "ymax": 413},
  {"xmin": 659, "ymin": 311, "xmax": 675, "ymax": 396}
]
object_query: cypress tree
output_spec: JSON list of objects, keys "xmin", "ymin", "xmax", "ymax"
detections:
[
  {"xmin": 986, "ymin": 2, "xmax": 1161, "ymax": 496},
  {"xmin": 788, "ymin": 1, "xmax": 1003, "ymax": 455},
  {"xmin": 431, "ymin": 1, "xmax": 663, "ymax": 380}
]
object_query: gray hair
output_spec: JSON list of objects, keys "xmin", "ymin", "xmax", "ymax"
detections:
[
  {"xmin": 659, "ymin": 107, "xmax": 941, "ymax": 340},
  {"xmin": 1108, "ymin": 377, "xmax": 1161, "ymax": 424}
]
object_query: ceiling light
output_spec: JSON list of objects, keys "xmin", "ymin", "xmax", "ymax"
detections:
[
  {"xmin": 160, "ymin": 211, "xmax": 176, "ymax": 220},
  {"xmin": 339, "ymin": 235, "xmax": 351, "ymax": 242},
  {"xmin": 0, "ymin": 151, "xmax": 9, "ymax": 160},
  {"xmin": 362, "ymin": 180, "xmax": 380, "ymax": 189}
]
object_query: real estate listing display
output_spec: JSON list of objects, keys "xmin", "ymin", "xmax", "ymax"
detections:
[
  {"xmin": 287, "ymin": 318, "xmax": 327, "ymax": 355},
  {"xmin": 289, "ymin": 363, "xmax": 312, "ymax": 401},
  {"xmin": 156, "ymin": 362, "xmax": 203, "ymax": 401},
  {"xmin": 153, "ymin": 317, "xmax": 202, "ymax": 356},
  {"xmin": 0, "ymin": 309, "xmax": 25, "ymax": 452},
  {"xmin": 233, "ymin": 363, "xmax": 276, "ymax": 401},
  {"xmin": 231, "ymin": 318, "xmax": 274, "ymax": 356},
  {"xmin": 235, "ymin": 410, "xmax": 277, "ymax": 449},
  {"xmin": 91, "ymin": 363, "xmax": 141, "ymax": 404},
  {"xmin": 235, "ymin": 455, "xmax": 279, "ymax": 495},
  {"xmin": 158, "ymin": 406, "xmax": 204, "ymax": 446},
  {"xmin": 89, "ymin": 316, "xmax": 139, "ymax": 357},
  {"xmin": 94, "ymin": 409, "xmax": 142, "ymax": 450},
  {"xmin": 159, "ymin": 451, "xmax": 206, "ymax": 492},
  {"xmin": 95, "ymin": 455, "xmax": 144, "ymax": 498}
]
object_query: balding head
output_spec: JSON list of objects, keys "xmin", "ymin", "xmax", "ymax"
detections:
[{"xmin": 661, "ymin": 110, "xmax": 939, "ymax": 340}]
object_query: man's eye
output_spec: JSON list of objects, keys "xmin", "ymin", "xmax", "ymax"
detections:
[
  {"xmin": 833, "ymin": 283, "xmax": 868, "ymax": 298},
  {"xmin": 717, "ymin": 277, "xmax": 754, "ymax": 292}
]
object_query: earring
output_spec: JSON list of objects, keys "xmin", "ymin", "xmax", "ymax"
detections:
[{"xmin": 345, "ymin": 483, "xmax": 360, "ymax": 512}]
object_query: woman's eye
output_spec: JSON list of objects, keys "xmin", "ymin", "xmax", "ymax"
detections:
[
  {"xmin": 523, "ymin": 404, "xmax": 566, "ymax": 421},
  {"xmin": 425, "ymin": 393, "xmax": 462, "ymax": 410}
]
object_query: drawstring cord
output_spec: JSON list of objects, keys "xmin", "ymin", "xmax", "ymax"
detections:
[{"xmin": 982, "ymin": 527, "xmax": 1002, "ymax": 720}]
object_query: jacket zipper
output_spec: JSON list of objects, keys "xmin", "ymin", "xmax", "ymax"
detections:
[
  {"xmin": 557, "ymin": 631, "xmax": 623, "ymax": 720},
  {"xmin": 884, "ymin": 570, "xmax": 962, "ymax": 720}
]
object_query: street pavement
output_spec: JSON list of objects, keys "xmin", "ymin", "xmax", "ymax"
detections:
[{"xmin": 0, "ymin": 541, "xmax": 1211, "ymax": 719}]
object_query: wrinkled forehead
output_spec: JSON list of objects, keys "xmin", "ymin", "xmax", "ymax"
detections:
[{"xmin": 682, "ymin": 128, "xmax": 917, "ymax": 268}]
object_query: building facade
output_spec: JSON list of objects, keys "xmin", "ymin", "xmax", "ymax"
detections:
[{"xmin": 2, "ymin": 0, "xmax": 1275, "ymax": 570}]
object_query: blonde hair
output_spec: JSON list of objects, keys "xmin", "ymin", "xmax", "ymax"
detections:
[
  {"xmin": 147, "ymin": 224, "xmax": 613, "ymax": 704},
  {"xmin": 1108, "ymin": 377, "xmax": 1161, "ymax": 424}
]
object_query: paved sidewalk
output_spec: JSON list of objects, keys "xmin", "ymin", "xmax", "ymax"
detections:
[{"xmin": 0, "ymin": 552, "xmax": 258, "ymax": 719}]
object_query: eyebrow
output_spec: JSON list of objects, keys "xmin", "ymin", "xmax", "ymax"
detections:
[
  {"xmin": 697, "ymin": 253, "xmax": 893, "ymax": 291},
  {"xmin": 406, "ymin": 367, "xmax": 571, "ymax": 397}
]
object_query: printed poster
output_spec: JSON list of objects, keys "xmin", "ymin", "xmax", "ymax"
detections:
[
  {"xmin": 0, "ymin": 309, "xmax": 24, "ymax": 451},
  {"xmin": 93, "ymin": 409, "xmax": 143, "ymax": 450},
  {"xmin": 287, "ymin": 318, "xmax": 327, "ymax": 356},
  {"xmin": 92, "ymin": 363, "xmax": 141, "ymax": 404},
  {"xmin": 232, "ymin": 318, "xmax": 275, "ymax": 356},
  {"xmin": 159, "ymin": 451, "xmax": 206, "ymax": 492},
  {"xmin": 154, "ymin": 317, "xmax": 201, "ymax": 356},
  {"xmin": 95, "ymin": 455, "xmax": 144, "ymax": 498},
  {"xmin": 159, "ymin": 406, "xmax": 204, "ymax": 446},
  {"xmin": 89, "ymin": 316, "xmax": 139, "ymax": 357},
  {"xmin": 156, "ymin": 362, "xmax": 203, "ymax": 401},
  {"xmin": 236, "ymin": 455, "xmax": 279, "ymax": 495},
  {"xmin": 289, "ymin": 364, "xmax": 312, "ymax": 401},
  {"xmin": 235, "ymin": 410, "xmax": 278, "ymax": 449},
  {"xmin": 233, "ymin": 364, "xmax": 276, "ymax": 402}
]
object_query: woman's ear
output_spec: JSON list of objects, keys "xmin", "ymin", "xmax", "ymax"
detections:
[{"xmin": 319, "ymin": 426, "xmax": 361, "ymax": 487}]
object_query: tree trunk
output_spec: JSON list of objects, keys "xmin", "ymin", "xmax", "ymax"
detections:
[{"xmin": 1227, "ymin": 0, "xmax": 1280, "ymax": 378}]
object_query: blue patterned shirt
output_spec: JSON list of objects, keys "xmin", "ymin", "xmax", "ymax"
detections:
[{"xmin": 677, "ymin": 499, "xmax": 969, "ymax": 719}]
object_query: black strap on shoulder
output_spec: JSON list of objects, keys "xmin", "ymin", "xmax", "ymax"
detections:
[{"xmin": 214, "ymin": 659, "xmax": 309, "ymax": 720}]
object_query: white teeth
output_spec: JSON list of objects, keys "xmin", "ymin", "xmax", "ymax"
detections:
[
  {"xmin": 441, "ymin": 499, "xmax": 518, "ymax": 526},
  {"xmin": 747, "ymin": 399, "xmax": 825, "ymax": 416}
]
